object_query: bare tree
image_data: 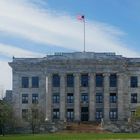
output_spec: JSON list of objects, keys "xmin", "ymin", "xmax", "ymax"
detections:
[{"xmin": 28, "ymin": 104, "xmax": 45, "ymax": 134}]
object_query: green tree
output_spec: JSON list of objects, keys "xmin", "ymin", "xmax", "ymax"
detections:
[{"xmin": 0, "ymin": 100, "xmax": 12, "ymax": 136}]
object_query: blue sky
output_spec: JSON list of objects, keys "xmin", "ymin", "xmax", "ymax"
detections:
[{"xmin": 0, "ymin": 0, "xmax": 140, "ymax": 97}]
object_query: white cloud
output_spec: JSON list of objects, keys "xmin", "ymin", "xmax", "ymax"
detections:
[
  {"xmin": 0, "ymin": 61, "xmax": 11, "ymax": 99},
  {"xmin": 0, "ymin": 43, "xmax": 44, "ymax": 58},
  {"xmin": 0, "ymin": 0, "xmax": 139, "ymax": 57}
]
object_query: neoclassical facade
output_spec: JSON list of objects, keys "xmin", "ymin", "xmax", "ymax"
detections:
[{"xmin": 9, "ymin": 52, "xmax": 140, "ymax": 122}]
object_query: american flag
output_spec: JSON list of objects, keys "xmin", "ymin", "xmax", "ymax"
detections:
[{"xmin": 77, "ymin": 15, "xmax": 85, "ymax": 21}]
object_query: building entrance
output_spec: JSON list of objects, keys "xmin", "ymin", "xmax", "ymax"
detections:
[{"xmin": 81, "ymin": 107, "xmax": 89, "ymax": 121}]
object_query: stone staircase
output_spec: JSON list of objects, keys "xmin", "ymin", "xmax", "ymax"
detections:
[{"xmin": 64, "ymin": 122, "xmax": 108, "ymax": 133}]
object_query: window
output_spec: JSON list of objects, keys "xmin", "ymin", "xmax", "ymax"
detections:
[
  {"xmin": 131, "ymin": 111, "xmax": 136, "ymax": 117},
  {"xmin": 22, "ymin": 94, "xmax": 28, "ymax": 104},
  {"xmin": 110, "ymin": 74, "xmax": 117, "ymax": 87},
  {"xmin": 32, "ymin": 109, "xmax": 39, "ymax": 119},
  {"xmin": 109, "ymin": 109, "xmax": 117, "ymax": 120},
  {"xmin": 81, "ymin": 74, "xmax": 88, "ymax": 87},
  {"xmin": 130, "ymin": 76, "xmax": 138, "ymax": 88},
  {"xmin": 96, "ymin": 93, "xmax": 103, "ymax": 103},
  {"xmin": 22, "ymin": 109, "xmax": 28, "ymax": 120},
  {"xmin": 67, "ymin": 93, "xmax": 74, "ymax": 103},
  {"xmin": 81, "ymin": 93, "xmax": 88, "ymax": 103},
  {"xmin": 52, "ymin": 74, "xmax": 60, "ymax": 87},
  {"xmin": 96, "ymin": 108, "xmax": 103, "ymax": 121},
  {"xmin": 32, "ymin": 77, "xmax": 39, "ymax": 88},
  {"xmin": 53, "ymin": 109, "xmax": 60, "ymax": 119},
  {"xmin": 67, "ymin": 109, "xmax": 74, "ymax": 121},
  {"xmin": 22, "ymin": 77, "xmax": 29, "ymax": 88},
  {"xmin": 110, "ymin": 93, "xmax": 117, "ymax": 103},
  {"xmin": 53, "ymin": 94, "xmax": 60, "ymax": 103},
  {"xmin": 32, "ymin": 93, "xmax": 39, "ymax": 104},
  {"xmin": 96, "ymin": 74, "xmax": 103, "ymax": 87},
  {"xmin": 131, "ymin": 93, "xmax": 137, "ymax": 103},
  {"xmin": 67, "ymin": 74, "xmax": 74, "ymax": 87}
]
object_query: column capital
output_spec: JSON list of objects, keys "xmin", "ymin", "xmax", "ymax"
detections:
[
  {"xmin": 117, "ymin": 73, "xmax": 124, "ymax": 77},
  {"xmin": 88, "ymin": 73, "xmax": 96, "ymax": 76},
  {"xmin": 103, "ymin": 73, "xmax": 110, "ymax": 77},
  {"xmin": 59, "ymin": 73, "xmax": 66, "ymax": 77},
  {"xmin": 73, "ymin": 73, "xmax": 80, "ymax": 77}
]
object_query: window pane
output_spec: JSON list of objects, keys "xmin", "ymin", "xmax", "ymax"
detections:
[
  {"xmin": 131, "ymin": 93, "xmax": 137, "ymax": 103},
  {"xmin": 131, "ymin": 76, "xmax": 138, "ymax": 88},
  {"xmin": 53, "ymin": 94, "xmax": 60, "ymax": 103},
  {"xmin": 32, "ymin": 77, "xmax": 39, "ymax": 88},
  {"xmin": 52, "ymin": 74, "xmax": 60, "ymax": 87},
  {"xmin": 67, "ymin": 93, "xmax": 74, "ymax": 103},
  {"xmin": 22, "ymin": 77, "xmax": 29, "ymax": 88},
  {"xmin": 32, "ymin": 93, "xmax": 39, "ymax": 104},
  {"xmin": 53, "ymin": 109, "xmax": 60, "ymax": 119},
  {"xmin": 110, "ymin": 93, "xmax": 117, "ymax": 103},
  {"xmin": 96, "ymin": 93, "xmax": 103, "ymax": 103},
  {"xmin": 81, "ymin": 93, "xmax": 88, "ymax": 103},
  {"xmin": 96, "ymin": 74, "xmax": 103, "ymax": 87},
  {"xmin": 22, "ymin": 94, "xmax": 28, "ymax": 104},
  {"xmin": 81, "ymin": 74, "xmax": 88, "ymax": 87},
  {"xmin": 109, "ymin": 109, "xmax": 117, "ymax": 120},
  {"xmin": 110, "ymin": 74, "xmax": 117, "ymax": 87},
  {"xmin": 67, "ymin": 74, "xmax": 74, "ymax": 87},
  {"xmin": 96, "ymin": 108, "xmax": 103, "ymax": 120},
  {"xmin": 22, "ymin": 109, "xmax": 28, "ymax": 120}
]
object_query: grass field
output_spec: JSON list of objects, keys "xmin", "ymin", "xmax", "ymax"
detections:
[{"xmin": 1, "ymin": 133, "xmax": 140, "ymax": 140}]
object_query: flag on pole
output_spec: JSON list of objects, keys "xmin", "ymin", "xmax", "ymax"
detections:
[{"xmin": 77, "ymin": 15, "xmax": 85, "ymax": 21}]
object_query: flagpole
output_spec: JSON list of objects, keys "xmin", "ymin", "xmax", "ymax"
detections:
[{"xmin": 83, "ymin": 17, "xmax": 85, "ymax": 52}]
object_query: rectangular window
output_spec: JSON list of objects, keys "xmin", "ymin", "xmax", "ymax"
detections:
[
  {"xmin": 52, "ymin": 74, "xmax": 60, "ymax": 87},
  {"xmin": 22, "ymin": 109, "xmax": 28, "ymax": 120},
  {"xmin": 67, "ymin": 74, "xmax": 74, "ymax": 87},
  {"xmin": 53, "ymin": 109, "xmax": 60, "ymax": 119},
  {"xmin": 52, "ymin": 94, "xmax": 60, "ymax": 103},
  {"xmin": 32, "ymin": 109, "xmax": 39, "ymax": 119},
  {"xmin": 32, "ymin": 93, "xmax": 39, "ymax": 104},
  {"xmin": 96, "ymin": 108, "xmax": 103, "ymax": 121},
  {"xmin": 110, "ymin": 74, "xmax": 117, "ymax": 87},
  {"xmin": 81, "ymin": 74, "xmax": 88, "ymax": 87},
  {"xmin": 32, "ymin": 77, "xmax": 39, "ymax": 88},
  {"xmin": 67, "ymin": 93, "xmax": 74, "ymax": 103},
  {"xmin": 96, "ymin": 74, "xmax": 103, "ymax": 87},
  {"xmin": 131, "ymin": 110, "xmax": 136, "ymax": 117},
  {"xmin": 110, "ymin": 93, "xmax": 117, "ymax": 103},
  {"xmin": 109, "ymin": 109, "xmax": 118, "ymax": 121},
  {"xmin": 96, "ymin": 93, "xmax": 103, "ymax": 103},
  {"xmin": 22, "ymin": 94, "xmax": 28, "ymax": 104},
  {"xmin": 81, "ymin": 93, "xmax": 88, "ymax": 103},
  {"xmin": 131, "ymin": 93, "xmax": 137, "ymax": 103},
  {"xmin": 22, "ymin": 77, "xmax": 29, "ymax": 88},
  {"xmin": 130, "ymin": 76, "xmax": 138, "ymax": 88},
  {"xmin": 67, "ymin": 109, "xmax": 74, "ymax": 121}
]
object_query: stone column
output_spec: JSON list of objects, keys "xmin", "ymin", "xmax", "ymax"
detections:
[
  {"xmin": 74, "ymin": 73, "xmax": 80, "ymax": 121},
  {"xmin": 46, "ymin": 74, "xmax": 52, "ymax": 121},
  {"xmin": 103, "ymin": 73, "xmax": 110, "ymax": 121},
  {"xmin": 60, "ymin": 73, "xmax": 66, "ymax": 121},
  {"xmin": 89, "ymin": 73, "xmax": 95, "ymax": 121},
  {"xmin": 117, "ymin": 73, "xmax": 124, "ymax": 121}
]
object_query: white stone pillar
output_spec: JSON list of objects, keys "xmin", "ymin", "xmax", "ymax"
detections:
[
  {"xmin": 46, "ymin": 74, "xmax": 52, "ymax": 121},
  {"xmin": 103, "ymin": 73, "xmax": 110, "ymax": 121},
  {"xmin": 60, "ymin": 73, "xmax": 66, "ymax": 121},
  {"xmin": 74, "ymin": 73, "xmax": 80, "ymax": 121},
  {"xmin": 89, "ymin": 73, "xmax": 95, "ymax": 121},
  {"xmin": 117, "ymin": 73, "xmax": 124, "ymax": 120}
]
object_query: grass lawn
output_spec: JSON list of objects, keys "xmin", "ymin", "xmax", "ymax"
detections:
[{"xmin": 1, "ymin": 133, "xmax": 140, "ymax": 140}]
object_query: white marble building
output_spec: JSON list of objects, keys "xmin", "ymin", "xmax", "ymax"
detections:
[{"xmin": 9, "ymin": 52, "xmax": 140, "ymax": 122}]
